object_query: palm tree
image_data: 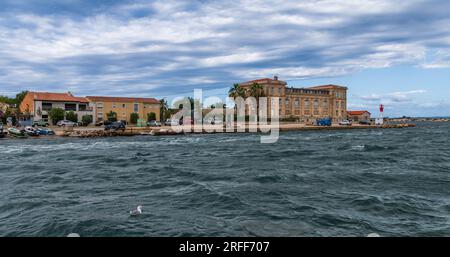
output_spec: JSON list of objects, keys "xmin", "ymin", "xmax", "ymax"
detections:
[
  {"xmin": 249, "ymin": 82, "xmax": 265, "ymax": 117},
  {"xmin": 250, "ymin": 82, "xmax": 264, "ymax": 99},
  {"xmin": 159, "ymin": 98, "xmax": 168, "ymax": 122},
  {"xmin": 229, "ymin": 83, "xmax": 246, "ymax": 98}
]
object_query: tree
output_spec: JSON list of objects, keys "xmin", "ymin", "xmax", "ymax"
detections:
[
  {"xmin": 15, "ymin": 91, "xmax": 28, "ymax": 106},
  {"xmin": 159, "ymin": 98, "xmax": 168, "ymax": 122},
  {"xmin": 228, "ymin": 83, "xmax": 245, "ymax": 98},
  {"xmin": 130, "ymin": 113, "xmax": 139, "ymax": 124},
  {"xmin": 0, "ymin": 95, "xmax": 15, "ymax": 105},
  {"xmin": 82, "ymin": 115, "xmax": 93, "ymax": 126},
  {"xmin": 66, "ymin": 111, "xmax": 78, "ymax": 123},
  {"xmin": 147, "ymin": 112, "xmax": 156, "ymax": 121},
  {"xmin": 107, "ymin": 111, "xmax": 117, "ymax": 122},
  {"xmin": 250, "ymin": 82, "xmax": 264, "ymax": 99},
  {"xmin": 248, "ymin": 82, "xmax": 265, "ymax": 120},
  {"xmin": 48, "ymin": 108, "xmax": 65, "ymax": 125}
]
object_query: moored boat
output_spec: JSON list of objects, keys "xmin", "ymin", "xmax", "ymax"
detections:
[
  {"xmin": 24, "ymin": 126, "xmax": 40, "ymax": 136},
  {"xmin": 36, "ymin": 127, "xmax": 55, "ymax": 135},
  {"xmin": 7, "ymin": 128, "xmax": 28, "ymax": 138}
]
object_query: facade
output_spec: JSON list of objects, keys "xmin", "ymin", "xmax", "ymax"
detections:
[
  {"xmin": 347, "ymin": 110, "xmax": 371, "ymax": 122},
  {"xmin": 239, "ymin": 76, "xmax": 348, "ymax": 122},
  {"xmin": 20, "ymin": 92, "xmax": 92, "ymax": 123},
  {"xmin": 85, "ymin": 96, "xmax": 160, "ymax": 124}
]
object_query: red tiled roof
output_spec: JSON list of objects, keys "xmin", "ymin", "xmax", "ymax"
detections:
[
  {"xmin": 28, "ymin": 92, "xmax": 88, "ymax": 103},
  {"xmin": 308, "ymin": 84, "xmax": 348, "ymax": 90},
  {"xmin": 239, "ymin": 77, "xmax": 287, "ymax": 85},
  {"xmin": 348, "ymin": 110, "xmax": 371, "ymax": 116},
  {"xmin": 86, "ymin": 96, "xmax": 159, "ymax": 104}
]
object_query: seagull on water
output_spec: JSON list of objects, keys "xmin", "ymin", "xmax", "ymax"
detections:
[{"xmin": 129, "ymin": 205, "xmax": 143, "ymax": 216}]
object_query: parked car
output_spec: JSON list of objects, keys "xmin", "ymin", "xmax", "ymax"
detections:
[
  {"xmin": 316, "ymin": 117, "xmax": 332, "ymax": 126},
  {"xmin": 104, "ymin": 121, "xmax": 126, "ymax": 131},
  {"xmin": 147, "ymin": 120, "xmax": 162, "ymax": 127},
  {"xmin": 32, "ymin": 120, "xmax": 50, "ymax": 127},
  {"xmin": 57, "ymin": 120, "xmax": 78, "ymax": 127},
  {"xmin": 359, "ymin": 120, "xmax": 371, "ymax": 125},
  {"xmin": 339, "ymin": 120, "xmax": 352, "ymax": 126}
]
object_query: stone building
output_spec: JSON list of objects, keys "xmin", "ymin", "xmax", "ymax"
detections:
[
  {"xmin": 238, "ymin": 76, "xmax": 348, "ymax": 122},
  {"xmin": 347, "ymin": 110, "xmax": 371, "ymax": 122}
]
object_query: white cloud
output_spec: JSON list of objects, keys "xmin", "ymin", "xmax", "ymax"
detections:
[{"xmin": 0, "ymin": 0, "xmax": 448, "ymax": 101}]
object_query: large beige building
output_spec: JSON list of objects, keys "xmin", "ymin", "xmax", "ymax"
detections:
[
  {"xmin": 86, "ymin": 96, "xmax": 160, "ymax": 124},
  {"xmin": 239, "ymin": 76, "xmax": 348, "ymax": 122}
]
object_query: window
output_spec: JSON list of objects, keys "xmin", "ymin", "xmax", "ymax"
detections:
[
  {"xmin": 322, "ymin": 99, "xmax": 328, "ymax": 108},
  {"xmin": 278, "ymin": 87, "xmax": 282, "ymax": 95},
  {"xmin": 314, "ymin": 99, "xmax": 319, "ymax": 109},
  {"xmin": 65, "ymin": 103, "xmax": 77, "ymax": 111},
  {"xmin": 305, "ymin": 99, "xmax": 310, "ymax": 108},
  {"xmin": 42, "ymin": 103, "xmax": 52, "ymax": 111},
  {"xmin": 79, "ymin": 104, "xmax": 87, "ymax": 111},
  {"xmin": 285, "ymin": 98, "xmax": 290, "ymax": 108},
  {"xmin": 112, "ymin": 103, "xmax": 117, "ymax": 108},
  {"xmin": 98, "ymin": 112, "xmax": 104, "ymax": 118},
  {"xmin": 97, "ymin": 103, "xmax": 103, "ymax": 110},
  {"xmin": 271, "ymin": 87, "xmax": 275, "ymax": 95},
  {"xmin": 122, "ymin": 104, "xmax": 126, "ymax": 108},
  {"xmin": 294, "ymin": 99, "xmax": 300, "ymax": 108},
  {"xmin": 134, "ymin": 103, "xmax": 139, "ymax": 113}
]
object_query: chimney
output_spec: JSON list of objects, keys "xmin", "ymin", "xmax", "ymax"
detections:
[{"xmin": 274, "ymin": 75, "xmax": 278, "ymax": 81}]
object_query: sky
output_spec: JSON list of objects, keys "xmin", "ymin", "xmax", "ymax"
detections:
[{"xmin": 0, "ymin": 0, "xmax": 449, "ymax": 117}]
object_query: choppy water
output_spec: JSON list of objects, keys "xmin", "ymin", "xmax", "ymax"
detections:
[{"xmin": 0, "ymin": 122, "xmax": 449, "ymax": 237}]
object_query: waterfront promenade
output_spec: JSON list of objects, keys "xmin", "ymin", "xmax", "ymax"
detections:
[{"xmin": 51, "ymin": 123, "xmax": 415, "ymax": 137}]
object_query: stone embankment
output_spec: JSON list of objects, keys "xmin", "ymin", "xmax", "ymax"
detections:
[{"xmin": 52, "ymin": 123, "xmax": 416, "ymax": 137}]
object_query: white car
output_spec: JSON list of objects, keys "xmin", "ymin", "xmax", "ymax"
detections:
[
  {"xmin": 339, "ymin": 120, "xmax": 352, "ymax": 126},
  {"xmin": 57, "ymin": 120, "xmax": 78, "ymax": 127}
]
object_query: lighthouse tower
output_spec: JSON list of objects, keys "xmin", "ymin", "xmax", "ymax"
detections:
[{"xmin": 375, "ymin": 104, "xmax": 384, "ymax": 125}]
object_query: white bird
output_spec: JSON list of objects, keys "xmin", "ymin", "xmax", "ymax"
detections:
[{"xmin": 129, "ymin": 205, "xmax": 143, "ymax": 216}]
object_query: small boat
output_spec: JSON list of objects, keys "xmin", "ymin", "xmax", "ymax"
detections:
[
  {"xmin": 24, "ymin": 126, "xmax": 40, "ymax": 137},
  {"xmin": 36, "ymin": 127, "xmax": 55, "ymax": 135},
  {"xmin": 7, "ymin": 128, "xmax": 28, "ymax": 138}
]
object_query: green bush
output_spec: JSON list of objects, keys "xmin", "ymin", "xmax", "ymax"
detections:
[
  {"xmin": 147, "ymin": 112, "xmax": 156, "ymax": 121},
  {"xmin": 130, "ymin": 113, "xmax": 139, "ymax": 124},
  {"xmin": 48, "ymin": 108, "xmax": 65, "ymax": 125},
  {"xmin": 82, "ymin": 115, "xmax": 93, "ymax": 126},
  {"xmin": 66, "ymin": 111, "xmax": 78, "ymax": 123},
  {"xmin": 107, "ymin": 111, "xmax": 117, "ymax": 122}
]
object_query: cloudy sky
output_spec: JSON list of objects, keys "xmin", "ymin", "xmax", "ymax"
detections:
[{"xmin": 0, "ymin": 0, "xmax": 449, "ymax": 117}]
